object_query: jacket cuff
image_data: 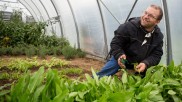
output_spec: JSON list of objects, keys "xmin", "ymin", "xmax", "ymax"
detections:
[{"xmin": 114, "ymin": 52, "xmax": 124, "ymax": 60}]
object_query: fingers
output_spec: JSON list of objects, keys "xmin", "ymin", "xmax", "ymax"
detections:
[
  {"xmin": 118, "ymin": 58, "xmax": 125, "ymax": 68},
  {"xmin": 135, "ymin": 63, "xmax": 146, "ymax": 72},
  {"xmin": 118, "ymin": 54, "xmax": 126, "ymax": 68}
]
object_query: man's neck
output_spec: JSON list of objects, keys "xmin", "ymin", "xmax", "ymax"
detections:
[
  {"xmin": 145, "ymin": 27, "xmax": 155, "ymax": 32},
  {"xmin": 140, "ymin": 25, "xmax": 155, "ymax": 33}
]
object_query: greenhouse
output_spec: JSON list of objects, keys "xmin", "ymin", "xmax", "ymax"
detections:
[
  {"xmin": 0, "ymin": 0, "xmax": 182, "ymax": 101},
  {"xmin": 1, "ymin": 0, "xmax": 182, "ymax": 65}
]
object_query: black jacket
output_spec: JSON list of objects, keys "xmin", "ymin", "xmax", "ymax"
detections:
[{"xmin": 110, "ymin": 17, "xmax": 163, "ymax": 68}]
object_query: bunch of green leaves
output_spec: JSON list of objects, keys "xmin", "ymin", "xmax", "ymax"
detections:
[
  {"xmin": 7, "ymin": 58, "xmax": 38, "ymax": 72},
  {"xmin": 2, "ymin": 61, "xmax": 182, "ymax": 102}
]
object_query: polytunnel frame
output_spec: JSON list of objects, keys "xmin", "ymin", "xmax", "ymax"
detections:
[
  {"xmin": 162, "ymin": 0, "xmax": 172, "ymax": 65},
  {"xmin": 98, "ymin": 0, "xmax": 139, "ymax": 60},
  {"xmin": 38, "ymin": 0, "xmax": 54, "ymax": 33},
  {"xmin": 97, "ymin": 0, "xmax": 109, "ymax": 58},
  {"xmin": 50, "ymin": 0, "xmax": 63, "ymax": 37},
  {"xmin": 17, "ymin": 0, "xmax": 172, "ymax": 65},
  {"xmin": 67, "ymin": 0, "xmax": 80, "ymax": 49},
  {"xmin": 18, "ymin": 0, "xmax": 39, "ymax": 21},
  {"xmin": 30, "ymin": 0, "xmax": 44, "ymax": 21},
  {"xmin": 19, "ymin": 0, "xmax": 62, "ymax": 35},
  {"xmin": 96, "ymin": 0, "xmax": 173, "ymax": 65}
]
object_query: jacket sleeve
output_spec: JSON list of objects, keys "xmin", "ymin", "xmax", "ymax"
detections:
[
  {"xmin": 110, "ymin": 23, "xmax": 130, "ymax": 60},
  {"xmin": 141, "ymin": 37, "xmax": 163, "ymax": 68}
]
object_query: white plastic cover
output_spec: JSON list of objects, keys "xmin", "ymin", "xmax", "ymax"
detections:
[{"xmin": 4, "ymin": 0, "xmax": 182, "ymax": 65}]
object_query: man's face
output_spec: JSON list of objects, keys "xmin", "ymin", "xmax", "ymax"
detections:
[{"xmin": 140, "ymin": 7, "xmax": 160, "ymax": 29}]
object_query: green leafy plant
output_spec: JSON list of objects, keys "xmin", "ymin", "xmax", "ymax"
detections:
[
  {"xmin": 76, "ymin": 48, "xmax": 86, "ymax": 58},
  {"xmin": 37, "ymin": 45, "xmax": 48, "ymax": 59},
  {"xmin": 11, "ymin": 46, "xmax": 23, "ymax": 56},
  {"xmin": 2, "ymin": 62, "xmax": 182, "ymax": 101},
  {"xmin": 59, "ymin": 68, "xmax": 83, "ymax": 76},
  {"xmin": 62, "ymin": 46, "xmax": 77, "ymax": 59},
  {"xmin": 24, "ymin": 45, "xmax": 37, "ymax": 57},
  {"xmin": 0, "ymin": 47, "xmax": 7, "ymax": 55}
]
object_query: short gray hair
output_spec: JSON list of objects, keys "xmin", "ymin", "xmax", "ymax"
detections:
[{"xmin": 150, "ymin": 4, "xmax": 163, "ymax": 20}]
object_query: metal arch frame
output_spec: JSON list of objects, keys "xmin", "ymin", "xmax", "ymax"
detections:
[
  {"xmin": 67, "ymin": 0, "xmax": 80, "ymax": 49},
  {"xmin": 98, "ymin": 0, "xmax": 139, "ymax": 59},
  {"xmin": 96, "ymin": 0, "xmax": 108, "ymax": 57},
  {"xmin": 0, "ymin": 0, "xmax": 18, "ymax": 3},
  {"xmin": 50, "ymin": 0, "xmax": 63, "ymax": 37},
  {"xmin": 18, "ymin": 0, "xmax": 39, "ymax": 21},
  {"xmin": 162, "ymin": 0, "xmax": 172, "ymax": 65},
  {"xmin": 30, "ymin": 0, "xmax": 44, "ymax": 21},
  {"xmin": 39, "ymin": 0, "xmax": 54, "ymax": 33}
]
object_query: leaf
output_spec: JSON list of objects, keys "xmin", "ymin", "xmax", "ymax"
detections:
[
  {"xmin": 149, "ymin": 90, "xmax": 164, "ymax": 101},
  {"xmin": 69, "ymin": 92, "xmax": 78, "ymax": 97},
  {"xmin": 171, "ymin": 95, "xmax": 181, "ymax": 102},
  {"xmin": 121, "ymin": 69, "xmax": 128, "ymax": 84},
  {"xmin": 0, "ymin": 90, "xmax": 10, "ymax": 96},
  {"xmin": 163, "ymin": 78, "xmax": 181, "ymax": 86},
  {"xmin": 28, "ymin": 66, "xmax": 44, "ymax": 93},
  {"xmin": 91, "ymin": 68, "xmax": 99, "ymax": 85},
  {"xmin": 168, "ymin": 90, "xmax": 176, "ymax": 95},
  {"xmin": 108, "ymin": 91, "xmax": 134, "ymax": 102},
  {"xmin": 32, "ymin": 85, "xmax": 45, "ymax": 102}
]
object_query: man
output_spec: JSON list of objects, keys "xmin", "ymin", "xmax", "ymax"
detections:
[{"xmin": 97, "ymin": 4, "xmax": 163, "ymax": 78}]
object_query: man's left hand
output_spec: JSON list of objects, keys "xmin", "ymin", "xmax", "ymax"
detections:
[{"xmin": 135, "ymin": 63, "xmax": 146, "ymax": 72}]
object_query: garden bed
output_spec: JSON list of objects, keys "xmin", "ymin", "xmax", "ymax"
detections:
[{"xmin": 0, "ymin": 55, "xmax": 105, "ymax": 86}]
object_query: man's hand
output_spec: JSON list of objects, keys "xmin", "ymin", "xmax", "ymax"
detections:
[
  {"xmin": 135, "ymin": 63, "xmax": 146, "ymax": 72},
  {"xmin": 117, "ymin": 54, "xmax": 126, "ymax": 68}
]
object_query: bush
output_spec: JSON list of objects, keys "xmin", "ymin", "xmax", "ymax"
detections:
[
  {"xmin": 62, "ymin": 46, "xmax": 77, "ymax": 59},
  {"xmin": 11, "ymin": 46, "xmax": 24, "ymax": 56},
  {"xmin": 5, "ymin": 47, "xmax": 13, "ymax": 55},
  {"xmin": 47, "ymin": 46, "xmax": 62, "ymax": 56},
  {"xmin": 76, "ymin": 48, "xmax": 86, "ymax": 58},
  {"xmin": 0, "ymin": 47, "xmax": 7, "ymax": 55},
  {"xmin": 37, "ymin": 45, "xmax": 48, "ymax": 58},
  {"xmin": 25, "ymin": 45, "xmax": 37, "ymax": 57}
]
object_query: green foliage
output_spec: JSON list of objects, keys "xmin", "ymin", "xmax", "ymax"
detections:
[
  {"xmin": 5, "ymin": 61, "xmax": 182, "ymax": 102},
  {"xmin": 0, "ymin": 72, "xmax": 9, "ymax": 79},
  {"xmin": 59, "ymin": 68, "xmax": 83, "ymax": 75},
  {"xmin": 0, "ymin": 10, "xmax": 84, "ymax": 59},
  {"xmin": 40, "ymin": 35, "xmax": 69, "ymax": 47},
  {"xmin": 76, "ymin": 48, "xmax": 86, "ymax": 58},
  {"xmin": 61, "ymin": 46, "xmax": 86, "ymax": 59},
  {"xmin": 11, "ymin": 46, "xmax": 24, "ymax": 56},
  {"xmin": 24, "ymin": 45, "xmax": 37, "ymax": 57},
  {"xmin": 41, "ymin": 57, "xmax": 68, "ymax": 68},
  {"xmin": 7, "ymin": 59, "xmax": 38, "ymax": 72},
  {"xmin": 37, "ymin": 45, "xmax": 48, "ymax": 59},
  {"xmin": 0, "ymin": 47, "xmax": 7, "ymax": 55},
  {"xmin": 62, "ymin": 46, "xmax": 77, "ymax": 59},
  {"xmin": 0, "ymin": 10, "xmax": 46, "ymax": 47},
  {"xmin": 0, "ymin": 72, "xmax": 21, "ymax": 80},
  {"xmin": 4, "ymin": 47, "xmax": 13, "ymax": 55},
  {"xmin": 0, "ymin": 84, "xmax": 11, "ymax": 102},
  {"xmin": 10, "ymin": 67, "xmax": 45, "ymax": 102},
  {"xmin": 50, "ymin": 46, "xmax": 62, "ymax": 56},
  {"xmin": 10, "ymin": 10, "xmax": 22, "ymax": 22}
]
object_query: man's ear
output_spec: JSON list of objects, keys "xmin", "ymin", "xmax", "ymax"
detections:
[{"xmin": 155, "ymin": 20, "xmax": 160, "ymax": 25}]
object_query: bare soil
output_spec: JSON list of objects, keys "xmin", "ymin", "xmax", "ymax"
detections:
[{"xmin": 0, "ymin": 55, "xmax": 105, "ymax": 87}]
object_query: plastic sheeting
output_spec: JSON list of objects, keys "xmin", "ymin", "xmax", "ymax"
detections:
[
  {"xmin": 167, "ymin": 0, "xmax": 182, "ymax": 65},
  {"xmin": 7, "ymin": 0, "xmax": 182, "ymax": 65}
]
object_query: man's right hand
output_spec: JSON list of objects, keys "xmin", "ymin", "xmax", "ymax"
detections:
[{"xmin": 117, "ymin": 54, "xmax": 126, "ymax": 68}]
